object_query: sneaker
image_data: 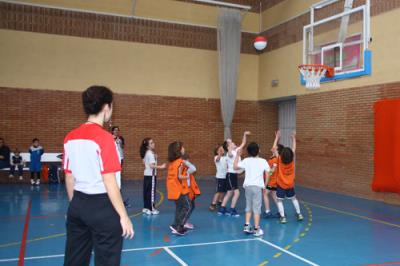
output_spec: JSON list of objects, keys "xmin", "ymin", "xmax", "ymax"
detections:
[
  {"xmin": 209, "ymin": 204, "xmax": 217, "ymax": 211},
  {"xmin": 30, "ymin": 179, "xmax": 35, "ymax": 185},
  {"xmin": 296, "ymin": 213, "xmax": 304, "ymax": 221},
  {"xmin": 9, "ymin": 174, "xmax": 14, "ymax": 178},
  {"xmin": 19, "ymin": 176, "xmax": 23, "ymax": 180},
  {"xmin": 142, "ymin": 208, "xmax": 152, "ymax": 215},
  {"xmin": 263, "ymin": 211, "xmax": 274, "ymax": 219},
  {"xmin": 217, "ymin": 201, "xmax": 223, "ymax": 207},
  {"xmin": 279, "ymin": 216, "xmax": 287, "ymax": 224},
  {"xmin": 229, "ymin": 208, "xmax": 240, "ymax": 217},
  {"xmin": 253, "ymin": 228, "xmax": 264, "ymax": 237},
  {"xmin": 35, "ymin": 179, "xmax": 40, "ymax": 185},
  {"xmin": 184, "ymin": 222, "xmax": 194, "ymax": 230},
  {"xmin": 243, "ymin": 224, "xmax": 254, "ymax": 234},
  {"xmin": 170, "ymin": 225, "xmax": 187, "ymax": 236},
  {"xmin": 151, "ymin": 209, "xmax": 160, "ymax": 215},
  {"xmin": 217, "ymin": 206, "xmax": 226, "ymax": 215}
]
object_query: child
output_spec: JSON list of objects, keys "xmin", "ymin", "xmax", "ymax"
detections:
[
  {"xmin": 166, "ymin": 141, "xmax": 194, "ymax": 236},
  {"xmin": 140, "ymin": 138, "xmax": 166, "ymax": 215},
  {"xmin": 9, "ymin": 149, "xmax": 25, "ymax": 180},
  {"xmin": 209, "ymin": 144, "xmax": 227, "ymax": 211},
  {"xmin": 263, "ymin": 133, "xmax": 285, "ymax": 218},
  {"xmin": 218, "ymin": 131, "xmax": 250, "ymax": 217},
  {"xmin": 181, "ymin": 153, "xmax": 200, "ymax": 230},
  {"xmin": 234, "ymin": 141, "xmax": 270, "ymax": 237},
  {"xmin": 275, "ymin": 131, "xmax": 304, "ymax": 223},
  {"xmin": 29, "ymin": 138, "xmax": 44, "ymax": 186}
]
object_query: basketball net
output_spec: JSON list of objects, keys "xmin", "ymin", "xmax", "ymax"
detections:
[{"xmin": 298, "ymin": 64, "xmax": 334, "ymax": 90}]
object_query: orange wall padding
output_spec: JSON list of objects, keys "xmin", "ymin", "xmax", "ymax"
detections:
[{"xmin": 373, "ymin": 99, "xmax": 400, "ymax": 193}]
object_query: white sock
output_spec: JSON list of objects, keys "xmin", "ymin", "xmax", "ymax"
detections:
[
  {"xmin": 277, "ymin": 200, "xmax": 285, "ymax": 217},
  {"xmin": 292, "ymin": 197, "xmax": 301, "ymax": 214},
  {"xmin": 265, "ymin": 209, "xmax": 270, "ymax": 213}
]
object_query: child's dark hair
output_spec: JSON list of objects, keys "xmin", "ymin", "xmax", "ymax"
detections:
[
  {"xmin": 111, "ymin": 126, "xmax": 119, "ymax": 132},
  {"xmin": 82, "ymin": 85, "xmax": 113, "ymax": 115},
  {"xmin": 277, "ymin": 144, "xmax": 284, "ymax": 155},
  {"xmin": 214, "ymin": 144, "xmax": 222, "ymax": 156},
  {"xmin": 222, "ymin": 140, "xmax": 229, "ymax": 152},
  {"xmin": 247, "ymin": 142, "xmax": 259, "ymax": 157},
  {"xmin": 281, "ymin": 147, "xmax": 294, "ymax": 164},
  {"xmin": 168, "ymin": 141, "xmax": 183, "ymax": 162},
  {"xmin": 140, "ymin": 138, "xmax": 152, "ymax": 159},
  {"xmin": 32, "ymin": 138, "xmax": 39, "ymax": 143}
]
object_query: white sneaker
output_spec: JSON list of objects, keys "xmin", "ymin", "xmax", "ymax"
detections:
[
  {"xmin": 142, "ymin": 208, "xmax": 152, "ymax": 215},
  {"xmin": 19, "ymin": 176, "xmax": 23, "ymax": 180},
  {"xmin": 254, "ymin": 228, "xmax": 264, "ymax": 237},
  {"xmin": 30, "ymin": 179, "xmax": 35, "ymax": 185},
  {"xmin": 36, "ymin": 179, "xmax": 40, "ymax": 185},
  {"xmin": 151, "ymin": 209, "xmax": 160, "ymax": 215}
]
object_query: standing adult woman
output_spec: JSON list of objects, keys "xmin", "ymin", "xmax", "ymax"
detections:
[{"xmin": 63, "ymin": 85, "xmax": 134, "ymax": 266}]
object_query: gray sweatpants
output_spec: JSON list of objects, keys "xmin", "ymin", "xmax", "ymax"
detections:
[{"xmin": 245, "ymin": 186, "xmax": 262, "ymax": 214}]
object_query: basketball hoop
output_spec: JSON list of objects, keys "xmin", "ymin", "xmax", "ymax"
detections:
[{"xmin": 298, "ymin": 64, "xmax": 334, "ymax": 90}]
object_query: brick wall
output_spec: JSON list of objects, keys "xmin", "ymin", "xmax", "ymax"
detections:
[
  {"xmin": 296, "ymin": 82, "xmax": 400, "ymax": 205},
  {"xmin": 0, "ymin": 87, "xmax": 278, "ymax": 180},
  {"xmin": 0, "ymin": 2, "xmax": 257, "ymax": 55}
]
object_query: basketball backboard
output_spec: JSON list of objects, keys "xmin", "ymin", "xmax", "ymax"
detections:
[{"xmin": 301, "ymin": 0, "xmax": 372, "ymax": 85}]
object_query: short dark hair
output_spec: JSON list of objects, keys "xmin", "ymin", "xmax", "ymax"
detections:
[
  {"xmin": 168, "ymin": 141, "xmax": 183, "ymax": 162},
  {"xmin": 82, "ymin": 85, "xmax": 113, "ymax": 115},
  {"xmin": 281, "ymin": 147, "xmax": 294, "ymax": 164},
  {"xmin": 277, "ymin": 144, "xmax": 284, "ymax": 155},
  {"xmin": 247, "ymin": 142, "xmax": 259, "ymax": 157},
  {"xmin": 32, "ymin": 138, "xmax": 39, "ymax": 143},
  {"xmin": 111, "ymin": 126, "xmax": 119, "ymax": 132}
]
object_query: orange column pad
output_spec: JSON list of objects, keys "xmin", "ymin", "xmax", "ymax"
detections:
[{"xmin": 373, "ymin": 99, "xmax": 400, "ymax": 193}]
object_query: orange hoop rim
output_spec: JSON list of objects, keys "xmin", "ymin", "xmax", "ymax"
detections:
[{"xmin": 298, "ymin": 64, "xmax": 334, "ymax": 78}]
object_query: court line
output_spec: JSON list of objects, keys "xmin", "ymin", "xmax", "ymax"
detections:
[
  {"xmin": 0, "ymin": 190, "xmax": 164, "ymax": 249},
  {"xmin": 0, "ymin": 238, "xmax": 316, "ymax": 263},
  {"xmin": 18, "ymin": 199, "xmax": 32, "ymax": 266},
  {"xmin": 257, "ymin": 238, "xmax": 319, "ymax": 266},
  {"xmin": 163, "ymin": 247, "xmax": 188, "ymax": 266},
  {"xmin": 301, "ymin": 200, "xmax": 400, "ymax": 229}
]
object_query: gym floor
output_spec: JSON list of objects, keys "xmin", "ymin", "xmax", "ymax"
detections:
[{"xmin": 0, "ymin": 179, "xmax": 399, "ymax": 266}]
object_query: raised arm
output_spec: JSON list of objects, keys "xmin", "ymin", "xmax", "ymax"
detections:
[
  {"xmin": 291, "ymin": 131, "xmax": 296, "ymax": 153},
  {"xmin": 272, "ymin": 130, "xmax": 281, "ymax": 150},
  {"xmin": 238, "ymin": 131, "xmax": 251, "ymax": 150}
]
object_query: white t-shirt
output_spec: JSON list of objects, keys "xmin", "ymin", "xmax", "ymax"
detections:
[
  {"xmin": 226, "ymin": 148, "xmax": 243, "ymax": 174},
  {"xmin": 237, "ymin": 157, "xmax": 270, "ymax": 188},
  {"xmin": 214, "ymin": 155, "xmax": 227, "ymax": 179},
  {"xmin": 143, "ymin": 150, "xmax": 156, "ymax": 176}
]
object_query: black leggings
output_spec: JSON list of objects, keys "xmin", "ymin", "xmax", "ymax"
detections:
[{"xmin": 143, "ymin": 175, "xmax": 157, "ymax": 210}]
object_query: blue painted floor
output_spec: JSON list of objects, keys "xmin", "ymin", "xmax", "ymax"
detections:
[{"xmin": 0, "ymin": 179, "xmax": 399, "ymax": 266}]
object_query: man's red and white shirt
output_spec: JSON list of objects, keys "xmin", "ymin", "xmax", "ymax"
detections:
[{"xmin": 63, "ymin": 123, "xmax": 121, "ymax": 194}]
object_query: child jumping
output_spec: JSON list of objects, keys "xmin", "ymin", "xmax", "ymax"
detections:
[
  {"xmin": 263, "ymin": 133, "xmax": 284, "ymax": 218},
  {"xmin": 234, "ymin": 141, "xmax": 270, "ymax": 237},
  {"xmin": 275, "ymin": 131, "xmax": 304, "ymax": 223},
  {"xmin": 218, "ymin": 131, "xmax": 250, "ymax": 217}
]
